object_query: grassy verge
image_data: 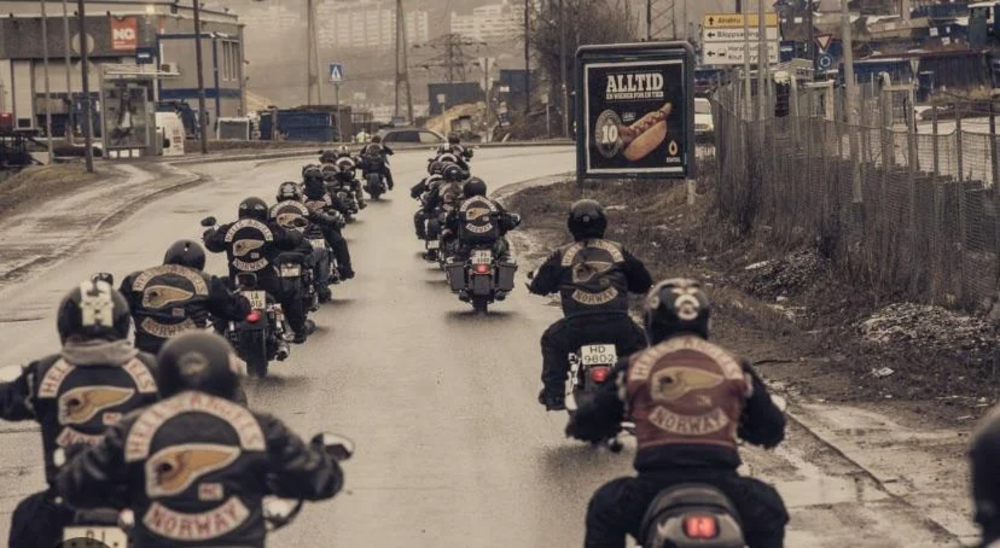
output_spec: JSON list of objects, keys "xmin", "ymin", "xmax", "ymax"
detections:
[{"xmin": 0, "ymin": 164, "xmax": 104, "ymax": 218}]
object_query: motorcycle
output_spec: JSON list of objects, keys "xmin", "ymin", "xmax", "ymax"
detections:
[
  {"xmin": 566, "ymin": 343, "xmax": 633, "ymax": 452},
  {"xmin": 58, "ymin": 434, "xmax": 355, "ymax": 547},
  {"xmin": 445, "ymin": 246, "xmax": 518, "ymax": 314},
  {"xmin": 360, "ymin": 147, "xmax": 389, "ymax": 200},
  {"xmin": 201, "ymin": 217, "xmax": 289, "ymax": 378}
]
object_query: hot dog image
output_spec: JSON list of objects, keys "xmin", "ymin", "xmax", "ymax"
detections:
[{"xmin": 617, "ymin": 102, "xmax": 672, "ymax": 161}]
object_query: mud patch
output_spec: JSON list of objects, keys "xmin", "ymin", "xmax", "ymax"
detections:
[{"xmin": 0, "ymin": 164, "xmax": 104, "ymax": 219}]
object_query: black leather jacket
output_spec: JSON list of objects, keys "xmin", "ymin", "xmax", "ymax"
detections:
[
  {"xmin": 120, "ymin": 265, "xmax": 251, "ymax": 353},
  {"xmin": 57, "ymin": 391, "xmax": 343, "ymax": 548},
  {"xmin": 0, "ymin": 340, "xmax": 159, "ymax": 484}
]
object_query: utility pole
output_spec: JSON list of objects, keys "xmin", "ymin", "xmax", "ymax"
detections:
[
  {"xmin": 646, "ymin": 0, "xmax": 652, "ymax": 40},
  {"xmin": 842, "ymin": 0, "xmax": 861, "ymax": 204},
  {"xmin": 560, "ymin": 0, "xmax": 568, "ymax": 137},
  {"xmin": 395, "ymin": 0, "xmax": 414, "ymax": 122},
  {"xmin": 192, "ymin": 0, "xmax": 209, "ymax": 154},
  {"xmin": 757, "ymin": 0, "xmax": 768, "ymax": 121},
  {"xmin": 306, "ymin": 0, "xmax": 321, "ymax": 105},
  {"xmin": 524, "ymin": 0, "xmax": 530, "ymax": 114},
  {"xmin": 75, "ymin": 0, "xmax": 94, "ymax": 171},
  {"xmin": 61, "ymin": 0, "xmax": 74, "ymax": 145},
  {"xmin": 742, "ymin": 0, "xmax": 751, "ymax": 118},
  {"xmin": 40, "ymin": 0, "xmax": 54, "ymax": 163},
  {"xmin": 807, "ymin": 0, "xmax": 815, "ymax": 62}
]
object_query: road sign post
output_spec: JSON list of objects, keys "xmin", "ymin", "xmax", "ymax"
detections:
[
  {"xmin": 329, "ymin": 63, "xmax": 343, "ymax": 141},
  {"xmin": 575, "ymin": 42, "xmax": 696, "ymax": 185}
]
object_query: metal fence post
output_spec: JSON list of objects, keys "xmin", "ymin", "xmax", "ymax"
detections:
[
  {"xmin": 957, "ymin": 110, "xmax": 968, "ymax": 303},
  {"xmin": 932, "ymin": 104, "xmax": 939, "ymax": 178}
]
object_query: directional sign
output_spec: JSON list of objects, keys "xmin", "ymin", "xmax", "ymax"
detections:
[
  {"xmin": 814, "ymin": 33, "xmax": 834, "ymax": 53},
  {"xmin": 702, "ymin": 42, "xmax": 779, "ymax": 65},
  {"xmin": 329, "ymin": 63, "xmax": 344, "ymax": 83},
  {"xmin": 703, "ymin": 12, "xmax": 778, "ymax": 29},
  {"xmin": 817, "ymin": 53, "xmax": 834, "ymax": 70},
  {"xmin": 702, "ymin": 27, "xmax": 779, "ymax": 42}
]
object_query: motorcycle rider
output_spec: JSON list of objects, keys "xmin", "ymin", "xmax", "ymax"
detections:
[
  {"xmin": 567, "ymin": 278, "xmax": 788, "ymax": 548},
  {"xmin": 421, "ymin": 163, "xmax": 470, "ymax": 258},
  {"xmin": 57, "ymin": 331, "xmax": 345, "ymax": 548},
  {"xmin": 328, "ymin": 155, "xmax": 367, "ymax": 210},
  {"xmin": 362, "ymin": 135, "xmax": 395, "ymax": 191},
  {"xmin": 203, "ymin": 197, "xmax": 314, "ymax": 343},
  {"xmin": 411, "ymin": 160, "xmax": 448, "ymax": 240},
  {"xmin": 1, "ymin": 280, "xmax": 160, "ymax": 548},
  {"xmin": 528, "ymin": 199, "xmax": 653, "ymax": 411},
  {"xmin": 271, "ymin": 182, "xmax": 345, "ymax": 302},
  {"xmin": 444, "ymin": 177, "xmax": 520, "ymax": 263},
  {"xmin": 120, "ymin": 240, "xmax": 252, "ymax": 355},
  {"xmin": 438, "ymin": 134, "xmax": 473, "ymax": 163},
  {"xmin": 303, "ymin": 172, "xmax": 356, "ymax": 281}
]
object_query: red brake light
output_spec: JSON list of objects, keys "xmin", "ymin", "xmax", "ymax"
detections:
[
  {"xmin": 683, "ymin": 515, "xmax": 718, "ymax": 539},
  {"xmin": 473, "ymin": 264, "xmax": 491, "ymax": 274},
  {"xmin": 246, "ymin": 310, "xmax": 262, "ymax": 323},
  {"xmin": 590, "ymin": 366, "xmax": 611, "ymax": 383}
]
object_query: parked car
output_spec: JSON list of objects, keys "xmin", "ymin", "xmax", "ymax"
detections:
[
  {"xmin": 695, "ymin": 98, "xmax": 714, "ymax": 141},
  {"xmin": 376, "ymin": 127, "xmax": 444, "ymax": 145}
]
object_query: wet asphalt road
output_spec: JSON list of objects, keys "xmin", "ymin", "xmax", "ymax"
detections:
[{"xmin": 0, "ymin": 147, "xmax": 972, "ymax": 547}]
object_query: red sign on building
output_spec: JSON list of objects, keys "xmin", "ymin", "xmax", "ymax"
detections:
[{"xmin": 111, "ymin": 17, "xmax": 138, "ymax": 50}]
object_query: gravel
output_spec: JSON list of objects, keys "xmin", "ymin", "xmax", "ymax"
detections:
[{"xmin": 857, "ymin": 302, "xmax": 998, "ymax": 357}]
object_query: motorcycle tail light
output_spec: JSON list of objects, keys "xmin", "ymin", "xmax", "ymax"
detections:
[
  {"xmin": 246, "ymin": 310, "xmax": 263, "ymax": 323},
  {"xmin": 473, "ymin": 264, "xmax": 491, "ymax": 275},
  {"xmin": 590, "ymin": 366, "xmax": 611, "ymax": 383},
  {"xmin": 682, "ymin": 515, "xmax": 718, "ymax": 539}
]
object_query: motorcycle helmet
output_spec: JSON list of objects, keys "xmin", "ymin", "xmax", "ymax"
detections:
[
  {"xmin": 277, "ymin": 181, "xmax": 303, "ymax": 202},
  {"xmin": 463, "ymin": 177, "xmax": 487, "ymax": 198},
  {"xmin": 321, "ymin": 164, "xmax": 339, "ymax": 182},
  {"xmin": 303, "ymin": 166, "xmax": 324, "ymax": 183},
  {"xmin": 304, "ymin": 176, "xmax": 326, "ymax": 198},
  {"xmin": 56, "ymin": 280, "xmax": 131, "ymax": 344},
  {"xmin": 319, "ymin": 150, "xmax": 338, "ymax": 164},
  {"xmin": 164, "ymin": 240, "xmax": 206, "ymax": 271},
  {"xmin": 448, "ymin": 134, "xmax": 460, "ymax": 145},
  {"xmin": 238, "ymin": 197, "xmax": 269, "ymax": 222},
  {"xmin": 442, "ymin": 164, "xmax": 467, "ymax": 182},
  {"xmin": 428, "ymin": 160, "xmax": 445, "ymax": 176},
  {"xmin": 567, "ymin": 199, "xmax": 607, "ymax": 240},
  {"xmin": 337, "ymin": 145, "xmax": 350, "ymax": 157},
  {"xmin": 371, "ymin": 135, "xmax": 382, "ymax": 144},
  {"xmin": 643, "ymin": 278, "xmax": 711, "ymax": 343},
  {"xmin": 156, "ymin": 332, "xmax": 239, "ymax": 400}
]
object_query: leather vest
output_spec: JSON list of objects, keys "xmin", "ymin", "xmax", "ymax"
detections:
[
  {"xmin": 120, "ymin": 392, "xmax": 270, "ymax": 547},
  {"xmin": 129, "ymin": 264, "xmax": 213, "ymax": 340},
  {"xmin": 271, "ymin": 199, "xmax": 323, "ymax": 240},
  {"xmin": 31, "ymin": 353, "xmax": 159, "ymax": 482},
  {"xmin": 222, "ymin": 219, "xmax": 278, "ymax": 274},
  {"xmin": 555, "ymin": 238, "xmax": 631, "ymax": 315},
  {"xmin": 627, "ymin": 336, "xmax": 750, "ymax": 453},
  {"xmin": 457, "ymin": 196, "xmax": 500, "ymax": 243}
]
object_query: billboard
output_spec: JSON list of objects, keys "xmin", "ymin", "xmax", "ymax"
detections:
[
  {"xmin": 101, "ymin": 76, "xmax": 155, "ymax": 154},
  {"xmin": 110, "ymin": 17, "xmax": 138, "ymax": 51},
  {"xmin": 576, "ymin": 42, "xmax": 695, "ymax": 181}
]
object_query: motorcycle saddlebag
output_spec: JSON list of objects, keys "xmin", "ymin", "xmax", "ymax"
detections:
[
  {"xmin": 446, "ymin": 262, "xmax": 466, "ymax": 292},
  {"xmin": 497, "ymin": 261, "xmax": 518, "ymax": 292}
]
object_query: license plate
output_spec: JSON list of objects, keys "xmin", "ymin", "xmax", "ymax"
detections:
[
  {"xmin": 245, "ymin": 290, "xmax": 267, "ymax": 310},
  {"xmin": 309, "ymin": 239, "xmax": 326, "ymax": 250},
  {"xmin": 63, "ymin": 526, "xmax": 129, "ymax": 547},
  {"xmin": 280, "ymin": 264, "xmax": 302, "ymax": 278},
  {"xmin": 581, "ymin": 344, "xmax": 618, "ymax": 366},
  {"xmin": 428, "ymin": 240, "xmax": 440, "ymax": 250},
  {"xmin": 471, "ymin": 250, "xmax": 492, "ymax": 265}
]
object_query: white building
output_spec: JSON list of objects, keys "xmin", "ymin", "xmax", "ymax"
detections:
[
  {"xmin": 450, "ymin": 0, "xmax": 526, "ymax": 43},
  {"xmin": 315, "ymin": 0, "xmax": 429, "ymax": 51}
]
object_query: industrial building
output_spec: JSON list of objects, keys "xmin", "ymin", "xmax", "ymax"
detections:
[{"xmin": 0, "ymin": 0, "xmax": 245, "ymax": 135}]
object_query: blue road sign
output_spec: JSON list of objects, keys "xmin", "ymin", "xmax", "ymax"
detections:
[
  {"xmin": 329, "ymin": 63, "xmax": 344, "ymax": 83},
  {"xmin": 817, "ymin": 53, "xmax": 834, "ymax": 70}
]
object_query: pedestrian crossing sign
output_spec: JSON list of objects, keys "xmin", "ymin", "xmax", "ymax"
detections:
[{"xmin": 329, "ymin": 63, "xmax": 344, "ymax": 83}]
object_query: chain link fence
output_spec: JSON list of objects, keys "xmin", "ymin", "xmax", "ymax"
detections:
[{"xmin": 713, "ymin": 82, "xmax": 1000, "ymax": 310}]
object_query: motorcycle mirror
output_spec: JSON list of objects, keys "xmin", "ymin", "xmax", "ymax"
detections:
[
  {"xmin": 770, "ymin": 395, "xmax": 788, "ymax": 413},
  {"xmin": 319, "ymin": 433, "xmax": 355, "ymax": 461},
  {"xmin": 91, "ymin": 272, "xmax": 115, "ymax": 287},
  {"xmin": 0, "ymin": 364, "xmax": 23, "ymax": 383},
  {"xmin": 200, "ymin": 216, "xmax": 218, "ymax": 227}
]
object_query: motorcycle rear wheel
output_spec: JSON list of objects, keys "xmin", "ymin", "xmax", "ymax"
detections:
[
  {"xmin": 242, "ymin": 331, "xmax": 269, "ymax": 377},
  {"xmin": 472, "ymin": 296, "xmax": 489, "ymax": 314}
]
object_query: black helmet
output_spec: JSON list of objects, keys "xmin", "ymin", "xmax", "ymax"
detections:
[
  {"xmin": 428, "ymin": 160, "xmax": 445, "ymax": 176},
  {"xmin": 304, "ymin": 176, "xmax": 326, "ymax": 197},
  {"xmin": 164, "ymin": 240, "xmax": 206, "ymax": 270},
  {"xmin": 371, "ymin": 135, "xmax": 382, "ymax": 143},
  {"xmin": 568, "ymin": 199, "xmax": 607, "ymax": 240},
  {"xmin": 238, "ymin": 197, "xmax": 269, "ymax": 221},
  {"xmin": 277, "ymin": 181, "xmax": 303, "ymax": 202},
  {"xmin": 644, "ymin": 278, "xmax": 711, "ymax": 343},
  {"xmin": 443, "ymin": 164, "xmax": 467, "ymax": 182},
  {"xmin": 56, "ymin": 280, "xmax": 131, "ymax": 344},
  {"xmin": 463, "ymin": 177, "xmax": 487, "ymax": 198},
  {"xmin": 303, "ymin": 166, "xmax": 324, "ymax": 183},
  {"xmin": 319, "ymin": 150, "xmax": 338, "ymax": 164},
  {"xmin": 321, "ymin": 164, "xmax": 339, "ymax": 181},
  {"xmin": 156, "ymin": 332, "xmax": 239, "ymax": 400},
  {"xmin": 448, "ymin": 134, "xmax": 460, "ymax": 145}
]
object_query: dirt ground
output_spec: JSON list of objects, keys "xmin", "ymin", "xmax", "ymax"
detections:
[
  {"xmin": 506, "ymin": 169, "xmax": 999, "ymax": 429},
  {"xmin": 0, "ymin": 164, "xmax": 104, "ymax": 219}
]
